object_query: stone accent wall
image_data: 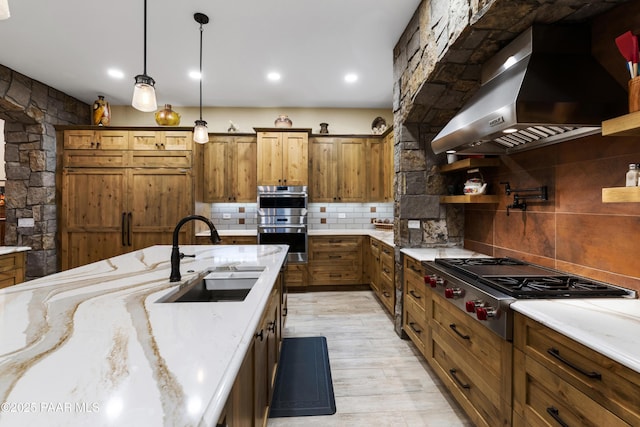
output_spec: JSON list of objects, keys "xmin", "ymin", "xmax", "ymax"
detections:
[
  {"xmin": 0, "ymin": 64, "xmax": 89, "ymax": 279},
  {"xmin": 391, "ymin": 0, "xmax": 630, "ymax": 333},
  {"xmin": 392, "ymin": 0, "xmax": 630, "ymax": 248}
]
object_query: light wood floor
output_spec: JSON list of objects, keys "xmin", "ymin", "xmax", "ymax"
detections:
[{"xmin": 267, "ymin": 290, "xmax": 473, "ymax": 427}]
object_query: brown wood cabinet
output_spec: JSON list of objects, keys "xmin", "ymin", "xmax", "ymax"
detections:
[
  {"xmin": 367, "ymin": 131, "xmax": 394, "ymax": 202},
  {"xmin": 223, "ymin": 270, "xmax": 282, "ymax": 427},
  {"xmin": 309, "ymin": 137, "xmax": 367, "ymax": 202},
  {"xmin": 402, "ymin": 253, "xmax": 512, "ymax": 427},
  {"xmin": 58, "ymin": 128, "xmax": 195, "ymax": 270},
  {"xmin": 199, "ymin": 135, "xmax": 257, "ymax": 202},
  {"xmin": 513, "ymin": 312, "xmax": 640, "ymax": 427},
  {"xmin": 368, "ymin": 238, "xmax": 394, "ymax": 315},
  {"xmin": 62, "ymin": 129, "xmax": 129, "ymax": 150},
  {"xmin": 308, "ymin": 235, "xmax": 363, "ymax": 285},
  {"xmin": 256, "ymin": 129, "xmax": 309, "ymax": 186},
  {"xmin": 0, "ymin": 251, "xmax": 26, "ymax": 289},
  {"xmin": 403, "ymin": 254, "xmax": 429, "ymax": 357}
]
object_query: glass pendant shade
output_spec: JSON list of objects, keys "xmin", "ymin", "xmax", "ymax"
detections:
[
  {"xmin": 0, "ymin": 0, "xmax": 10, "ymax": 20},
  {"xmin": 193, "ymin": 120, "xmax": 209, "ymax": 144},
  {"xmin": 132, "ymin": 74, "xmax": 157, "ymax": 112}
]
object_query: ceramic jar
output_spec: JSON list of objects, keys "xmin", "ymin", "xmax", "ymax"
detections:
[
  {"xmin": 274, "ymin": 115, "xmax": 293, "ymax": 128},
  {"xmin": 92, "ymin": 95, "xmax": 111, "ymax": 126},
  {"xmin": 155, "ymin": 104, "xmax": 181, "ymax": 126},
  {"xmin": 319, "ymin": 123, "xmax": 329, "ymax": 134}
]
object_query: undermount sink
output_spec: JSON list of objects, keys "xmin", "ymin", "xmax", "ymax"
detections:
[{"xmin": 159, "ymin": 266, "xmax": 265, "ymax": 303}]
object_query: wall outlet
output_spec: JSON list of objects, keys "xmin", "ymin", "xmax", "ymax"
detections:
[
  {"xmin": 222, "ymin": 213, "xmax": 231, "ymax": 219},
  {"xmin": 338, "ymin": 213, "xmax": 346, "ymax": 219},
  {"xmin": 408, "ymin": 220, "xmax": 420, "ymax": 229},
  {"xmin": 18, "ymin": 218, "xmax": 35, "ymax": 228}
]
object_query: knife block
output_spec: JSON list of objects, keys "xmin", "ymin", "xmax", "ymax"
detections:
[{"xmin": 629, "ymin": 76, "xmax": 640, "ymax": 113}]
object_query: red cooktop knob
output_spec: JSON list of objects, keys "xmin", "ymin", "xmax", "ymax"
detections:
[
  {"xmin": 428, "ymin": 276, "xmax": 438, "ymax": 288},
  {"xmin": 444, "ymin": 288, "xmax": 453, "ymax": 298},
  {"xmin": 476, "ymin": 307, "xmax": 488, "ymax": 320},
  {"xmin": 465, "ymin": 301, "xmax": 476, "ymax": 312}
]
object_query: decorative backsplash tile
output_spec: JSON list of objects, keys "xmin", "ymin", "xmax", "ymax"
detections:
[{"xmin": 204, "ymin": 202, "xmax": 393, "ymax": 230}]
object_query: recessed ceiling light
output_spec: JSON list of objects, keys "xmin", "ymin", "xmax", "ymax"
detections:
[
  {"xmin": 107, "ymin": 69, "xmax": 124, "ymax": 79},
  {"xmin": 344, "ymin": 73, "xmax": 358, "ymax": 83},
  {"xmin": 189, "ymin": 70, "xmax": 201, "ymax": 80},
  {"xmin": 267, "ymin": 72, "xmax": 281, "ymax": 82}
]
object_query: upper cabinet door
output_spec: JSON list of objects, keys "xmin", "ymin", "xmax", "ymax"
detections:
[
  {"xmin": 337, "ymin": 139, "xmax": 366, "ymax": 202},
  {"xmin": 63, "ymin": 130, "xmax": 128, "ymax": 150},
  {"xmin": 257, "ymin": 132, "xmax": 284, "ymax": 185},
  {"xmin": 282, "ymin": 132, "xmax": 308, "ymax": 186}
]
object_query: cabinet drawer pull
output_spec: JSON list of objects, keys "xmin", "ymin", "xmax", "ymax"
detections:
[
  {"xmin": 449, "ymin": 323, "xmax": 470, "ymax": 340},
  {"xmin": 546, "ymin": 407, "xmax": 569, "ymax": 427},
  {"xmin": 547, "ymin": 347, "xmax": 602, "ymax": 380},
  {"xmin": 449, "ymin": 368, "xmax": 470, "ymax": 389},
  {"xmin": 383, "ymin": 268, "xmax": 391, "ymax": 274},
  {"xmin": 409, "ymin": 290, "xmax": 422, "ymax": 299},
  {"xmin": 121, "ymin": 212, "xmax": 127, "ymax": 246},
  {"xmin": 329, "ymin": 273, "xmax": 342, "ymax": 278},
  {"xmin": 255, "ymin": 329, "xmax": 264, "ymax": 341},
  {"xmin": 328, "ymin": 255, "xmax": 342, "ymax": 259},
  {"xmin": 382, "ymin": 291, "xmax": 390, "ymax": 298},
  {"xmin": 408, "ymin": 322, "xmax": 422, "ymax": 334}
]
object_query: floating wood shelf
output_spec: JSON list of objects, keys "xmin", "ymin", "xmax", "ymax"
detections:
[
  {"xmin": 438, "ymin": 157, "xmax": 501, "ymax": 174},
  {"xmin": 602, "ymin": 186, "xmax": 640, "ymax": 203},
  {"xmin": 439, "ymin": 195, "xmax": 500, "ymax": 204},
  {"xmin": 601, "ymin": 111, "xmax": 640, "ymax": 137}
]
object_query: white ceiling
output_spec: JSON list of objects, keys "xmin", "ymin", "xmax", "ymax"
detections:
[{"xmin": 0, "ymin": 0, "xmax": 420, "ymax": 109}]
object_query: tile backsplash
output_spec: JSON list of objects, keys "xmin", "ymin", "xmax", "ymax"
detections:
[{"xmin": 201, "ymin": 202, "xmax": 394, "ymax": 230}]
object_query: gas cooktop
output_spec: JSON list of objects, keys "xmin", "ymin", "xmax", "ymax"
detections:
[{"xmin": 434, "ymin": 257, "xmax": 634, "ymax": 299}]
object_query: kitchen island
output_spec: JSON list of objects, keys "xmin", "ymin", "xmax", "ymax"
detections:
[{"xmin": 0, "ymin": 244, "xmax": 288, "ymax": 427}]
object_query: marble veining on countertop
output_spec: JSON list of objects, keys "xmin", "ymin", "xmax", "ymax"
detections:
[
  {"xmin": 0, "ymin": 244, "xmax": 288, "ymax": 427},
  {"xmin": 512, "ymin": 299, "xmax": 640, "ymax": 374}
]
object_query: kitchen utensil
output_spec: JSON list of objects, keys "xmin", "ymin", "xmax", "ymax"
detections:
[{"xmin": 615, "ymin": 30, "xmax": 636, "ymax": 78}]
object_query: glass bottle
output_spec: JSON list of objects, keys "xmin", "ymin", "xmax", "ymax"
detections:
[{"xmin": 625, "ymin": 163, "xmax": 638, "ymax": 187}]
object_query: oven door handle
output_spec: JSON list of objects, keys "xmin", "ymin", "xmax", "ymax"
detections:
[
  {"xmin": 258, "ymin": 192, "xmax": 308, "ymax": 197},
  {"xmin": 258, "ymin": 225, "xmax": 307, "ymax": 230}
]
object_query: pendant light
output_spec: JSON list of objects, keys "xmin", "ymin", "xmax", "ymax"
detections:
[
  {"xmin": 131, "ymin": 0, "xmax": 157, "ymax": 112},
  {"xmin": 193, "ymin": 12, "xmax": 209, "ymax": 144},
  {"xmin": 0, "ymin": 0, "xmax": 10, "ymax": 20}
]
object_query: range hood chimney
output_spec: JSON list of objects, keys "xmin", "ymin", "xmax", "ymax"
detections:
[{"xmin": 431, "ymin": 24, "xmax": 627, "ymax": 155}]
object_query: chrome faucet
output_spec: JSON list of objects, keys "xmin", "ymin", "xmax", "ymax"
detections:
[{"xmin": 170, "ymin": 215, "xmax": 222, "ymax": 282}]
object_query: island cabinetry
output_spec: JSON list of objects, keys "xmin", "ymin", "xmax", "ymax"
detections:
[
  {"xmin": 58, "ymin": 128, "xmax": 195, "ymax": 270},
  {"xmin": 402, "ymin": 254, "xmax": 429, "ymax": 357},
  {"xmin": 0, "ymin": 251, "xmax": 26, "ymax": 289},
  {"xmin": 309, "ymin": 137, "xmax": 367, "ymax": 202},
  {"xmin": 308, "ymin": 235, "xmax": 363, "ymax": 285},
  {"xmin": 223, "ymin": 273, "xmax": 281, "ymax": 427},
  {"xmin": 513, "ymin": 313, "xmax": 640, "ymax": 427},
  {"xmin": 428, "ymin": 292, "xmax": 512, "ymax": 427},
  {"xmin": 255, "ymin": 129, "xmax": 309, "ymax": 186},
  {"xmin": 199, "ymin": 135, "xmax": 257, "ymax": 202}
]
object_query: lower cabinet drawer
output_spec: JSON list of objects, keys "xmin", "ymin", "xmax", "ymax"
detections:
[
  {"xmin": 403, "ymin": 302, "xmax": 428, "ymax": 356},
  {"xmin": 430, "ymin": 323, "xmax": 511, "ymax": 427},
  {"xmin": 308, "ymin": 265, "xmax": 361, "ymax": 284},
  {"xmin": 513, "ymin": 349, "xmax": 629, "ymax": 427},
  {"xmin": 286, "ymin": 263, "xmax": 307, "ymax": 287}
]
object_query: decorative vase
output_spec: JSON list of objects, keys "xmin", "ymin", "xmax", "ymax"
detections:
[
  {"xmin": 319, "ymin": 122, "xmax": 329, "ymax": 134},
  {"xmin": 155, "ymin": 104, "xmax": 181, "ymax": 126},
  {"xmin": 274, "ymin": 114, "xmax": 293, "ymax": 128},
  {"xmin": 92, "ymin": 95, "xmax": 111, "ymax": 126}
]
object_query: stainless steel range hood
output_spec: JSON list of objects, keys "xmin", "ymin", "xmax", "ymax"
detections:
[{"xmin": 431, "ymin": 25, "xmax": 627, "ymax": 155}]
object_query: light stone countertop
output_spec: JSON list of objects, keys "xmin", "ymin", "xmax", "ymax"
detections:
[
  {"xmin": 512, "ymin": 299, "xmax": 640, "ymax": 374},
  {"xmin": 202, "ymin": 228, "xmax": 396, "ymax": 246},
  {"xmin": 399, "ymin": 247, "xmax": 490, "ymax": 261},
  {"xmin": 0, "ymin": 246, "xmax": 31, "ymax": 256},
  {"xmin": 0, "ymin": 244, "xmax": 288, "ymax": 427}
]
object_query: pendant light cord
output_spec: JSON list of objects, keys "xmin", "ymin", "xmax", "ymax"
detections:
[
  {"xmin": 143, "ymin": 0, "xmax": 148, "ymax": 76},
  {"xmin": 199, "ymin": 21, "xmax": 204, "ymax": 121}
]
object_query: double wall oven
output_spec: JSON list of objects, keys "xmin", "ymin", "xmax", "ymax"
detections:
[
  {"xmin": 257, "ymin": 186, "xmax": 308, "ymax": 263},
  {"xmin": 422, "ymin": 257, "xmax": 636, "ymax": 340}
]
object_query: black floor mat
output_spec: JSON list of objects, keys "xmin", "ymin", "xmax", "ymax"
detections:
[{"xmin": 268, "ymin": 336, "xmax": 336, "ymax": 418}]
